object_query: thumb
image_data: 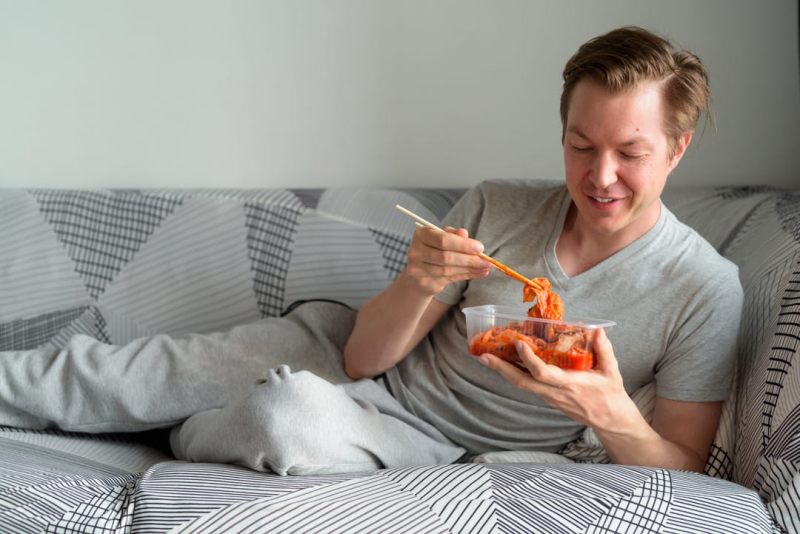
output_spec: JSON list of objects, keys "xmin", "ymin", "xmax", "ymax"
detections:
[
  {"xmin": 591, "ymin": 328, "xmax": 618, "ymax": 370},
  {"xmin": 448, "ymin": 227, "xmax": 469, "ymax": 239}
]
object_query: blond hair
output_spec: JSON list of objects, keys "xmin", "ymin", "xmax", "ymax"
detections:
[{"xmin": 560, "ymin": 26, "xmax": 713, "ymax": 157}]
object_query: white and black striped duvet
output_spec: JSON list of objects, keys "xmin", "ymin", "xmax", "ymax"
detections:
[{"xmin": 0, "ymin": 428, "xmax": 778, "ymax": 534}]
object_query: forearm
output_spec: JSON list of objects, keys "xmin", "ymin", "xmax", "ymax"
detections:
[
  {"xmin": 344, "ymin": 224, "xmax": 487, "ymax": 379},
  {"xmin": 593, "ymin": 403, "xmax": 707, "ymax": 472},
  {"xmin": 343, "ymin": 270, "xmax": 436, "ymax": 379},
  {"xmin": 486, "ymin": 329, "xmax": 715, "ymax": 473}
]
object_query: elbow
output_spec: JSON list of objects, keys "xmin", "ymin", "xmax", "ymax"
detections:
[
  {"xmin": 344, "ymin": 362, "xmax": 367, "ymax": 380},
  {"xmin": 686, "ymin": 451, "xmax": 708, "ymax": 474},
  {"xmin": 666, "ymin": 448, "xmax": 708, "ymax": 474},
  {"xmin": 344, "ymin": 362, "xmax": 378, "ymax": 381},
  {"xmin": 677, "ymin": 441, "xmax": 711, "ymax": 474},
  {"xmin": 342, "ymin": 346, "xmax": 372, "ymax": 380}
]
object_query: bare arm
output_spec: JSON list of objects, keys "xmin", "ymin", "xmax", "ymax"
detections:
[
  {"xmin": 344, "ymin": 278, "xmax": 450, "ymax": 379},
  {"xmin": 344, "ymin": 226, "xmax": 490, "ymax": 379},
  {"xmin": 593, "ymin": 396, "xmax": 720, "ymax": 472},
  {"xmin": 479, "ymin": 328, "xmax": 721, "ymax": 472}
]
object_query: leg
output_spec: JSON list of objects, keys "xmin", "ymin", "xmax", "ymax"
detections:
[
  {"xmin": 0, "ymin": 301, "xmax": 356, "ymax": 433},
  {"xmin": 170, "ymin": 366, "xmax": 465, "ymax": 475}
]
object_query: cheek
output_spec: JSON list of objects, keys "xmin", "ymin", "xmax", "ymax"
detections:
[
  {"xmin": 563, "ymin": 163, "xmax": 580, "ymax": 189},
  {"xmin": 563, "ymin": 154, "xmax": 587, "ymax": 179},
  {"xmin": 625, "ymin": 161, "xmax": 666, "ymax": 194}
]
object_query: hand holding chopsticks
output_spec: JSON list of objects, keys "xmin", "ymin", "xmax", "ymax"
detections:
[{"xmin": 395, "ymin": 205, "xmax": 543, "ymax": 290}]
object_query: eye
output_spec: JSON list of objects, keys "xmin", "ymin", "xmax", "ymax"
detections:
[
  {"xmin": 571, "ymin": 145, "xmax": 592, "ymax": 153},
  {"xmin": 621, "ymin": 152, "xmax": 646, "ymax": 161}
]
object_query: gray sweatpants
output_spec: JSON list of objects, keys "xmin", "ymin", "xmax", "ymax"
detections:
[{"xmin": 0, "ymin": 302, "xmax": 465, "ymax": 475}]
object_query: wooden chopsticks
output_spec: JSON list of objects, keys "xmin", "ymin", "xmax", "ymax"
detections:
[{"xmin": 395, "ymin": 204, "xmax": 543, "ymax": 290}]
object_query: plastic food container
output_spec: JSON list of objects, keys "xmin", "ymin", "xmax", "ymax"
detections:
[{"xmin": 463, "ymin": 305, "xmax": 616, "ymax": 371}]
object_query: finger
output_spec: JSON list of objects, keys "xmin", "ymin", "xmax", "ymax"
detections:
[
  {"xmin": 412, "ymin": 230, "xmax": 488, "ymax": 274},
  {"xmin": 591, "ymin": 328, "xmax": 618, "ymax": 371},
  {"xmin": 406, "ymin": 238, "xmax": 489, "ymax": 288},
  {"xmin": 417, "ymin": 227, "xmax": 484, "ymax": 256},
  {"xmin": 515, "ymin": 340, "xmax": 568, "ymax": 387},
  {"xmin": 480, "ymin": 348, "xmax": 565, "ymax": 392},
  {"xmin": 442, "ymin": 227, "xmax": 470, "ymax": 241},
  {"xmin": 478, "ymin": 353, "xmax": 539, "ymax": 391}
]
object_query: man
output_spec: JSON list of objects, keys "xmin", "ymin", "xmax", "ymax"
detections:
[{"xmin": 345, "ymin": 26, "xmax": 741, "ymax": 473}]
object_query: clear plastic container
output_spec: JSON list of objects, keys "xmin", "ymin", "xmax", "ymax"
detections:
[{"xmin": 463, "ymin": 305, "xmax": 616, "ymax": 370}]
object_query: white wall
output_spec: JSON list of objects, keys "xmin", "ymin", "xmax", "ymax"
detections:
[{"xmin": 2, "ymin": 1, "xmax": 798, "ymax": 190}]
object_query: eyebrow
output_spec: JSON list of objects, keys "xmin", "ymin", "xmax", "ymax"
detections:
[
  {"xmin": 621, "ymin": 136, "xmax": 649, "ymax": 147},
  {"xmin": 566, "ymin": 127, "xmax": 651, "ymax": 147}
]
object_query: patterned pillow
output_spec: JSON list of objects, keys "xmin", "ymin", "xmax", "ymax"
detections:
[
  {"xmin": 725, "ymin": 226, "xmax": 800, "ymax": 532},
  {"xmin": 704, "ymin": 188, "xmax": 800, "ymax": 533},
  {"xmin": 0, "ymin": 188, "xmax": 464, "ymax": 349}
]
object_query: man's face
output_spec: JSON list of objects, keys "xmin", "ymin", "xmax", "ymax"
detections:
[{"xmin": 562, "ymin": 79, "xmax": 688, "ymax": 239}]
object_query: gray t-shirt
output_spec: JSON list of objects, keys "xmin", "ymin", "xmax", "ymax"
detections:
[{"xmin": 384, "ymin": 180, "xmax": 744, "ymax": 454}]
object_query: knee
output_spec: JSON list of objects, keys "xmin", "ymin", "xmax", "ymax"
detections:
[
  {"xmin": 179, "ymin": 366, "xmax": 386, "ymax": 475},
  {"xmin": 250, "ymin": 365, "xmax": 332, "ymax": 407},
  {"xmin": 236, "ymin": 366, "xmax": 336, "ymax": 441},
  {"xmin": 229, "ymin": 366, "xmax": 362, "ymax": 474}
]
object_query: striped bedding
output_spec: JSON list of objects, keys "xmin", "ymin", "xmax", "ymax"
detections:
[
  {"xmin": 0, "ymin": 185, "xmax": 797, "ymax": 533},
  {"xmin": 0, "ymin": 430, "xmax": 777, "ymax": 533}
]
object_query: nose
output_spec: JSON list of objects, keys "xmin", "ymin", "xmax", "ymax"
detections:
[{"xmin": 592, "ymin": 152, "xmax": 618, "ymax": 189}]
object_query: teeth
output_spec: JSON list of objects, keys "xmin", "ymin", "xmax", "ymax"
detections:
[{"xmin": 593, "ymin": 197, "xmax": 614, "ymax": 203}]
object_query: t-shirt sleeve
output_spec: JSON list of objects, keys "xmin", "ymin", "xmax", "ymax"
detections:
[
  {"xmin": 654, "ymin": 271, "xmax": 744, "ymax": 402},
  {"xmin": 434, "ymin": 183, "xmax": 488, "ymax": 307}
]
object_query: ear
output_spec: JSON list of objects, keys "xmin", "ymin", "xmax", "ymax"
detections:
[{"xmin": 667, "ymin": 131, "xmax": 693, "ymax": 173}]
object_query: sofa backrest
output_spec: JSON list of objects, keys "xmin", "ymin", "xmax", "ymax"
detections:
[
  {"xmin": 0, "ymin": 187, "xmax": 464, "ymax": 350},
  {"xmin": 663, "ymin": 186, "xmax": 800, "ymax": 531}
]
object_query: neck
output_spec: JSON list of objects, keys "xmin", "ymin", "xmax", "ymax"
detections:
[{"xmin": 556, "ymin": 202, "xmax": 660, "ymax": 277}]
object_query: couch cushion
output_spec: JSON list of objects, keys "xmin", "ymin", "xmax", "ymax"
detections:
[
  {"xmin": 722, "ymin": 189, "xmax": 800, "ymax": 533},
  {"xmin": 0, "ymin": 433, "xmax": 779, "ymax": 534},
  {"xmin": 0, "ymin": 188, "xmax": 465, "ymax": 350},
  {"xmin": 661, "ymin": 186, "xmax": 775, "ymax": 255}
]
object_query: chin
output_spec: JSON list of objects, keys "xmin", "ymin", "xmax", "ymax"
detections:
[
  {"xmin": 591, "ymin": 219, "xmax": 629, "ymax": 236},
  {"xmin": 580, "ymin": 203, "xmax": 637, "ymax": 233}
]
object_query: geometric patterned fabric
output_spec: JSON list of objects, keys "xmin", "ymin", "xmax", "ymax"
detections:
[
  {"xmin": 244, "ymin": 201, "xmax": 303, "ymax": 318},
  {"xmin": 0, "ymin": 440, "xmax": 780, "ymax": 534},
  {"xmin": 0, "ymin": 185, "xmax": 797, "ymax": 533},
  {"xmin": 0, "ymin": 306, "xmax": 86, "ymax": 351},
  {"xmin": 30, "ymin": 190, "xmax": 184, "ymax": 299},
  {"xmin": 368, "ymin": 228, "xmax": 412, "ymax": 279},
  {"xmin": 666, "ymin": 186, "xmax": 800, "ymax": 534}
]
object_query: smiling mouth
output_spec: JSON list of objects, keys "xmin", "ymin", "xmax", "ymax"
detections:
[{"xmin": 591, "ymin": 196, "xmax": 616, "ymax": 203}]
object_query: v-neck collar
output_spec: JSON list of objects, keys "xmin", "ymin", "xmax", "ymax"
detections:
[{"xmin": 543, "ymin": 190, "xmax": 667, "ymax": 290}]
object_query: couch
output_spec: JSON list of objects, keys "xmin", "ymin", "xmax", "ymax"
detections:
[{"xmin": 0, "ymin": 183, "xmax": 798, "ymax": 534}]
